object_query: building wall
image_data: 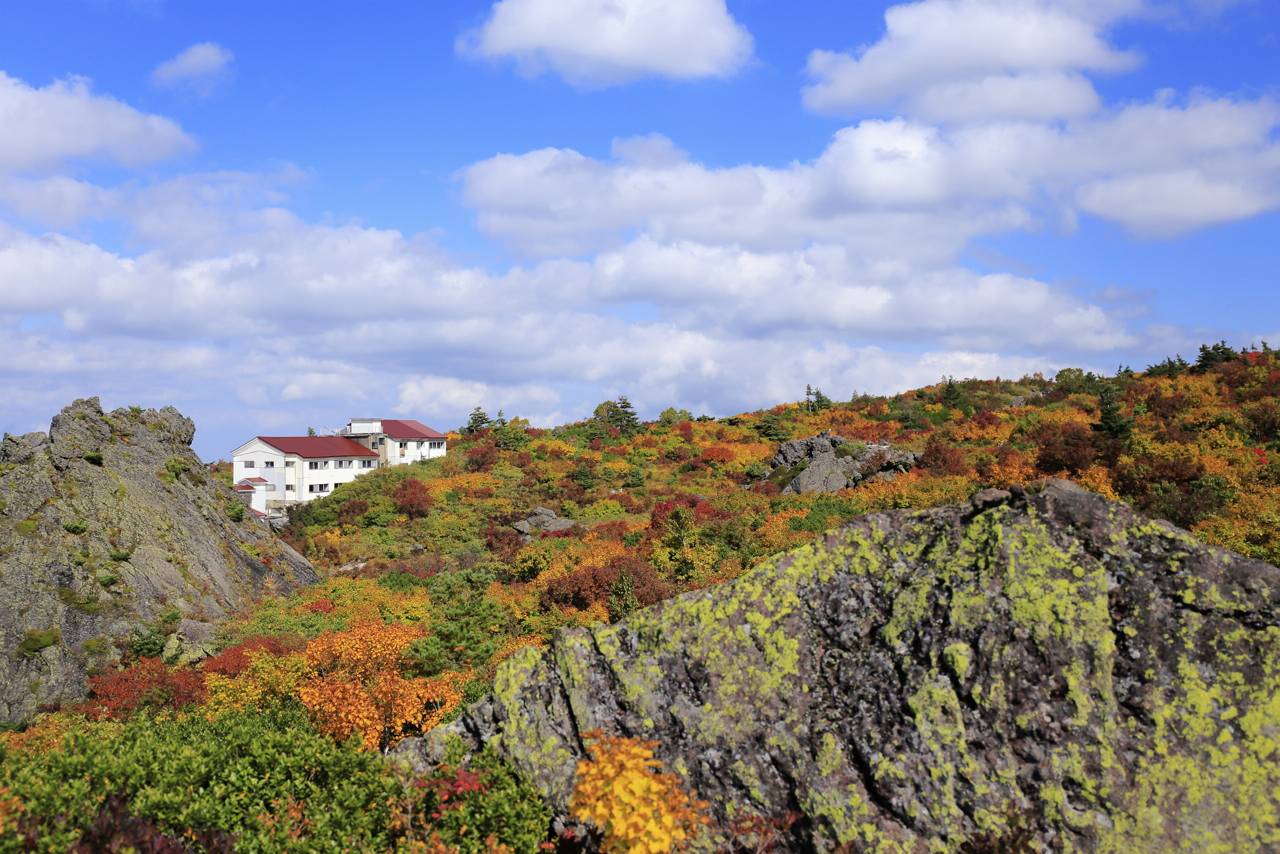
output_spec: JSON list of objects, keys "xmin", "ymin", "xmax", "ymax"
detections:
[
  {"xmin": 293, "ymin": 456, "xmax": 377, "ymax": 501},
  {"xmin": 386, "ymin": 438, "xmax": 446, "ymax": 465},
  {"xmin": 232, "ymin": 440, "xmax": 287, "ymax": 499}
]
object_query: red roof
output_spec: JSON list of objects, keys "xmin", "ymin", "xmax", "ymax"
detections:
[
  {"xmin": 241, "ymin": 476, "xmax": 268, "ymax": 484},
  {"xmin": 381, "ymin": 419, "xmax": 446, "ymax": 440},
  {"xmin": 257, "ymin": 436, "xmax": 378, "ymax": 458}
]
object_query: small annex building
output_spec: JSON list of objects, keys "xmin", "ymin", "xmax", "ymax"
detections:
[{"xmin": 231, "ymin": 417, "xmax": 446, "ymax": 515}]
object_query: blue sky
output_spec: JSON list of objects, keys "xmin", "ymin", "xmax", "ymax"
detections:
[{"xmin": 0, "ymin": 0, "xmax": 1277, "ymax": 459}]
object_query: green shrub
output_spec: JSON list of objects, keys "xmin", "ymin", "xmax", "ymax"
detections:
[
  {"xmin": 407, "ymin": 749, "xmax": 552, "ymax": 853},
  {"xmin": 57, "ymin": 588, "xmax": 102, "ymax": 615},
  {"xmin": 0, "ymin": 707, "xmax": 399, "ymax": 852},
  {"xmin": 130, "ymin": 627, "xmax": 166, "ymax": 659},
  {"xmin": 834, "ymin": 441, "xmax": 868, "ymax": 459},
  {"xmin": 409, "ymin": 573, "xmax": 512, "ymax": 675},
  {"xmin": 108, "ymin": 547, "xmax": 133, "ymax": 562},
  {"xmin": 226, "ymin": 501, "xmax": 245, "ymax": 522},
  {"xmin": 579, "ymin": 499, "xmax": 624, "ymax": 520},
  {"xmin": 81, "ymin": 636, "xmax": 111, "ymax": 656},
  {"xmin": 377, "ymin": 571, "xmax": 430, "ymax": 593},
  {"xmin": 18, "ymin": 628, "xmax": 60, "ymax": 657},
  {"xmin": 159, "ymin": 457, "xmax": 189, "ymax": 484},
  {"xmin": 83, "ymin": 452, "xmax": 104, "ymax": 467},
  {"xmin": 62, "ymin": 520, "xmax": 88, "ymax": 535}
]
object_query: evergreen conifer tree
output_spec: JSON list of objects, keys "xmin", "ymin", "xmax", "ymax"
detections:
[
  {"xmin": 464, "ymin": 406, "xmax": 491, "ymax": 435},
  {"xmin": 611, "ymin": 396, "xmax": 641, "ymax": 437},
  {"xmin": 1094, "ymin": 384, "xmax": 1134, "ymax": 440}
]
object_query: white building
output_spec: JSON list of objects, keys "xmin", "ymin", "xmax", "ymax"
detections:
[
  {"xmin": 338, "ymin": 418, "xmax": 447, "ymax": 465},
  {"xmin": 230, "ymin": 418, "xmax": 446, "ymax": 514}
]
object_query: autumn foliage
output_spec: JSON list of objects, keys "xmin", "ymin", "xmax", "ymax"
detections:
[
  {"xmin": 570, "ymin": 731, "xmax": 709, "ymax": 853},
  {"xmin": 393, "ymin": 477, "xmax": 434, "ymax": 519},
  {"xmin": 83, "ymin": 657, "xmax": 206, "ymax": 720},
  {"xmin": 297, "ymin": 621, "xmax": 464, "ymax": 750}
]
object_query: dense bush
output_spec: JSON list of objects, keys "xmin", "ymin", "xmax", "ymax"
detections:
[{"xmin": 0, "ymin": 707, "xmax": 399, "ymax": 852}]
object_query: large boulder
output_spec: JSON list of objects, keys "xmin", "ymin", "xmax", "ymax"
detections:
[
  {"xmin": 766, "ymin": 431, "xmax": 918, "ymax": 494},
  {"xmin": 0, "ymin": 398, "xmax": 317, "ymax": 723},
  {"xmin": 512, "ymin": 506, "xmax": 577, "ymax": 541},
  {"xmin": 405, "ymin": 481, "xmax": 1280, "ymax": 851}
]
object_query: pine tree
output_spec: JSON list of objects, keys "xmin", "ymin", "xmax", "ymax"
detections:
[
  {"xmin": 1094, "ymin": 384, "xmax": 1133, "ymax": 440},
  {"xmin": 464, "ymin": 406, "xmax": 491, "ymax": 435},
  {"xmin": 611, "ymin": 396, "xmax": 641, "ymax": 437},
  {"xmin": 754, "ymin": 410, "xmax": 788, "ymax": 442},
  {"xmin": 942, "ymin": 378, "xmax": 963, "ymax": 409},
  {"xmin": 812, "ymin": 387, "xmax": 833, "ymax": 411}
]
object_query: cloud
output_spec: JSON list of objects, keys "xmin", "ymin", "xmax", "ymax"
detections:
[
  {"xmin": 150, "ymin": 42, "xmax": 234, "ymax": 97},
  {"xmin": 1076, "ymin": 168, "xmax": 1279, "ymax": 236},
  {"xmin": 462, "ymin": 96, "xmax": 1280, "ymax": 250},
  {"xmin": 397, "ymin": 375, "xmax": 562, "ymax": 426},
  {"xmin": 0, "ymin": 71, "xmax": 193, "ymax": 172},
  {"xmin": 802, "ymin": 0, "xmax": 1141, "ymax": 121},
  {"xmin": 458, "ymin": 0, "xmax": 752, "ymax": 86}
]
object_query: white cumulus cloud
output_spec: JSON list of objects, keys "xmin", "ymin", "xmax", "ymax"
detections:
[
  {"xmin": 459, "ymin": 0, "xmax": 753, "ymax": 86},
  {"xmin": 150, "ymin": 42, "xmax": 235, "ymax": 97},
  {"xmin": 803, "ymin": 0, "xmax": 1141, "ymax": 121},
  {"xmin": 0, "ymin": 71, "xmax": 193, "ymax": 172}
]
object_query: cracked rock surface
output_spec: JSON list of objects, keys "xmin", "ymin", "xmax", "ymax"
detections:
[
  {"xmin": 0, "ymin": 398, "xmax": 316, "ymax": 723},
  {"xmin": 766, "ymin": 432, "xmax": 918, "ymax": 494},
  {"xmin": 402, "ymin": 480, "xmax": 1280, "ymax": 851}
]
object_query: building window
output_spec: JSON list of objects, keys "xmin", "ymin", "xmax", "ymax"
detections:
[
  {"xmin": 399, "ymin": 442, "xmax": 408, "ymax": 451},
  {"xmin": 263, "ymin": 461, "xmax": 275, "ymax": 468},
  {"xmin": 308, "ymin": 461, "xmax": 328, "ymax": 470},
  {"xmin": 285, "ymin": 461, "xmax": 295, "ymax": 468},
  {"xmin": 429, "ymin": 441, "xmax": 444, "ymax": 449},
  {"xmin": 243, "ymin": 460, "xmax": 255, "ymax": 468},
  {"xmin": 335, "ymin": 460, "xmax": 353, "ymax": 469},
  {"xmin": 285, "ymin": 484, "xmax": 295, "ymax": 492},
  {"xmin": 308, "ymin": 483, "xmax": 330, "ymax": 493},
  {"xmin": 360, "ymin": 460, "xmax": 376, "ymax": 469}
]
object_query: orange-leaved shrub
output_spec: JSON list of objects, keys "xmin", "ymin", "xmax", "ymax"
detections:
[
  {"xmin": 296, "ymin": 621, "xmax": 465, "ymax": 750},
  {"xmin": 569, "ymin": 731, "xmax": 708, "ymax": 853}
]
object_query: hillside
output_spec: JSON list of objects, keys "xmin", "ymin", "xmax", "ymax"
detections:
[
  {"xmin": 279, "ymin": 342, "xmax": 1280, "ymax": 658},
  {"xmin": 2, "ymin": 345, "xmax": 1279, "ymax": 850},
  {"xmin": 0, "ymin": 398, "xmax": 316, "ymax": 723}
]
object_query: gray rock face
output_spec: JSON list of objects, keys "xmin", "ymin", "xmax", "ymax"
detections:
[
  {"xmin": 512, "ymin": 506, "xmax": 577, "ymax": 540},
  {"xmin": 404, "ymin": 481, "xmax": 1280, "ymax": 851},
  {"xmin": 766, "ymin": 431, "xmax": 918, "ymax": 494},
  {"xmin": 0, "ymin": 398, "xmax": 317, "ymax": 723}
]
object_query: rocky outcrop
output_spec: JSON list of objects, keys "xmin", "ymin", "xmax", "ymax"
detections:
[
  {"xmin": 406, "ymin": 481, "xmax": 1280, "ymax": 851},
  {"xmin": 512, "ymin": 507, "xmax": 577, "ymax": 541},
  {"xmin": 765, "ymin": 432, "xmax": 917, "ymax": 494},
  {"xmin": 0, "ymin": 398, "xmax": 316, "ymax": 722}
]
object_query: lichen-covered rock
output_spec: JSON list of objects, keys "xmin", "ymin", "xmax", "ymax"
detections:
[
  {"xmin": 512, "ymin": 506, "xmax": 577, "ymax": 540},
  {"xmin": 765, "ymin": 432, "xmax": 918, "ymax": 494},
  {"xmin": 410, "ymin": 480, "xmax": 1280, "ymax": 851},
  {"xmin": 0, "ymin": 398, "xmax": 317, "ymax": 723}
]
